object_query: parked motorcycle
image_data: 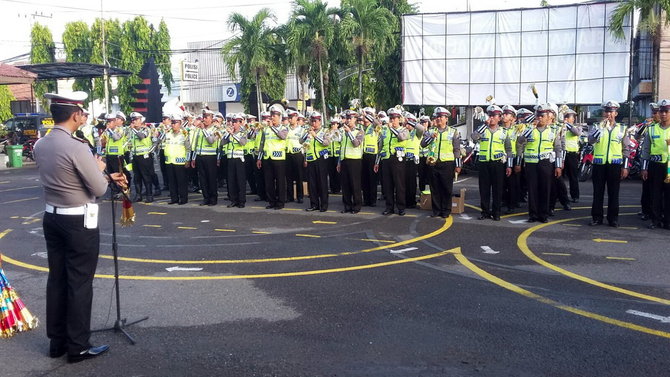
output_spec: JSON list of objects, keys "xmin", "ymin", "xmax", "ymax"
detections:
[{"xmin": 578, "ymin": 143, "xmax": 594, "ymax": 182}]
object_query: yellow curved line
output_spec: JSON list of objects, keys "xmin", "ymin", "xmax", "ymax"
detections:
[
  {"xmin": 453, "ymin": 249, "xmax": 670, "ymax": 339},
  {"xmin": 517, "ymin": 214, "xmax": 670, "ymax": 306},
  {"xmin": 1, "ymin": 249, "xmax": 455, "ymax": 280},
  {"xmin": 93, "ymin": 215, "xmax": 454, "ymax": 264}
]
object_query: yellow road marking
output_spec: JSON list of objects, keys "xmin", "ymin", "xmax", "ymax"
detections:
[
  {"xmin": 282, "ymin": 208, "xmax": 301, "ymax": 211},
  {"xmin": 518, "ymin": 214, "xmax": 670, "ymax": 305},
  {"xmin": 1, "ymin": 249, "xmax": 454, "ymax": 280},
  {"xmin": 0, "ymin": 229, "xmax": 12, "ymax": 239},
  {"xmin": 296, "ymin": 234, "xmax": 321, "ymax": 238},
  {"xmin": 143, "ymin": 225, "xmax": 162, "ymax": 228},
  {"xmin": 593, "ymin": 238, "xmax": 628, "ymax": 244},
  {"xmin": 359, "ymin": 212, "xmax": 374, "ymax": 215},
  {"xmin": 148, "ymin": 212, "xmax": 167, "ymax": 215},
  {"xmin": 214, "ymin": 228, "xmax": 236, "ymax": 232},
  {"xmin": 178, "ymin": 226, "xmax": 197, "ymax": 230},
  {"xmin": 606, "ymin": 257, "xmax": 636, "ymax": 261},
  {"xmin": 619, "ymin": 226, "xmax": 638, "ymax": 230},
  {"xmin": 250, "ymin": 206, "xmax": 265, "ymax": 209},
  {"xmin": 0, "ymin": 185, "xmax": 39, "ymax": 193},
  {"xmin": 360, "ymin": 238, "xmax": 395, "ymax": 243},
  {"xmin": 453, "ymin": 249, "xmax": 670, "ymax": 339},
  {"xmin": 313, "ymin": 220, "xmax": 337, "ymax": 224},
  {"xmin": 252, "ymin": 231, "xmax": 270, "ymax": 234},
  {"xmin": 1, "ymin": 197, "xmax": 39, "ymax": 205},
  {"xmin": 0, "ymin": 181, "xmax": 9, "ymax": 184},
  {"xmin": 21, "ymin": 218, "xmax": 40, "ymax": 225},
  {"xmin": 10, "ymin": 216, "xmax": 19, "ymax": 219},
  {"xmin": 542, "ymin": 252, "xmax": 572, "ymax": 256},
  {"xmin": 563, "ymin": 224, "xmax": 582, "ymax": 227}
]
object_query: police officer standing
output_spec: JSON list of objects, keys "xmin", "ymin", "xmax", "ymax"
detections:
[
  {"xmin": 588, "ymin": 101, "xmax": 630, "ymax": 227},
  {"xmin": 338, "ymin": 110, "xmax": 364, "ymax": 213},
  {"xmin": 638, "ymin": 102, "xmax": 660, "ymax": 221},
  {"xmin": 103, "ymin": 112, "xmax": 130, "ymax": 198},
  {"xmin": 191, "ymin": 109, "xmax": 221, "ymax": 206},
  {"xmin": 376, "ymin": 107, "xmax": 409, "ymax": 216},
  {"xmin": 223, "ymin": 113, "xmax": 249, "ymax": 208},
  {"xmin": 500, "ymin": 105, "xmax": 520, "ymax": 213},
  {"xmin": 257, "ymin": 105, "xmax": 288, "ymax": 210},
  {"xmin": 640, "ymin": 99, "xmax": 670, "ymax": 229},
  {"xmin": 361, "ymin": 108, "xmax": 380, "ymax": 207},
  {"xmin": 34, "ymin": 92, "xmax": 124, "ymax": 363},
  {"xmin": 303, "ymin": 112, "xmax": 331, "ymax": 212},
  {"xmin": 286, "ymin": 109, "xmax": 306, "ymax": 203},
  {"xmin": 128, "ymin": 112, "xmax": 155, "ymax": 203},
  {"xmin": 164, "ymin": 114, "xmax": 191, "ymax": 205}
]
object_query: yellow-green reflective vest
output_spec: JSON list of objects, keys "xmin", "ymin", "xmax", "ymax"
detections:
[
  {"xmin": 405, "ymin": 131, "xmax": 421, "ymax": 160},
  {"xmin": 105, "ymin": 130, "xmax": 126, "ymax": 156},
  {"xmin": 305, "ymin": 129, "xmax": 329, "ymax": 162},
  {"xmin": 524, "ymin": 127, "xmax": 556, "ymax": 164},
  {"xmin": 478, "ymin": 127, "xmax": 507, "ymax": 162},
  {"xmin": 192, "ymin": 128, "xmax": 218, "ymax": 156},
  {"xmin": 503, "ymin": 125, "xmax": 517, "ymax": 156},
  {"xmin": 263, "ymin": 127, "xmax": 286, "ymax": 160},
  {"xmin": 593, "ymin": 124, "xmax": 625, "ymax": 165},
  {"xmin": 329, "ymin": 131, "xmax": 341, "ymax": 157},
  {"xmin": 341, "ymin": 129, "xmax": 363, "ymax": 160},
  {"xmin": 164, "ymin": 130, "xmax": 188, "ymax": 164},
  {"xmin": 226, "ymin": 133, "xmax": 246, "ymax": 159},
  {"xmin": 564, "ymin": 124, "xmax": 580, "ymax": 153},
  {"xmin": 648, "ymin": 124, "xmax": 670, "ymax": 163},
  {"xmin": 429, "ymin": 127, "xmax": 456, "ymax": 162},
  {"xmin": 286, "ymin": 126, "xmax": 304, "ymax": 154},
  {"xmin": 131, "ymin": 128, "xmax": 153, "ymax": 155},
  {"xmin": 363, "ymin": 125, "xmax": 379, "ymax": 155},
  {"xmin": 379, "ymin": 126, "xmax": 407, "ymax": 160}
]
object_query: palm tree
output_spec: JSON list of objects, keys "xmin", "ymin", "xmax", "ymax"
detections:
[
  {"xmin": 222, "ymin": 9, "xmax": 282, "ymax": 116},
  {"xmin": 340, "ymin": 0, "xmax": 396, "ymax": 101},
  {"xmin": 287, "ymin": 0, "xmax": 339, "ymax": 118},
  {"xmin": 609, "ymin": 0, "xmax": 670, "ymax": 39}
]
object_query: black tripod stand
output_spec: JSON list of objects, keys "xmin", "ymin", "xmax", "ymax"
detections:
[{"xmin": 93, "ymin": 177, "xmax": 148, "ymax": 344}]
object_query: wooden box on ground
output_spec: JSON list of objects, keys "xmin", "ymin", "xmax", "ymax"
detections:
[{"xmin": 419, "ymin": 188, "xmax": 466, "ymax": 214}]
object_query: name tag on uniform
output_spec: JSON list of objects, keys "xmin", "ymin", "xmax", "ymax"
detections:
[
  {"xmin": 109, "ymin": 147, "xmax": 118, "ymax": 153},
  {"xmin": 84, "ymin": 203, "xmax": 99, "ymax": 229}
]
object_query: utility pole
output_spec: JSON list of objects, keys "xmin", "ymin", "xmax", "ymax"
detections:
[{"xmin": 101, "ymin": 0, "xmax": 110, "ymax": 112}]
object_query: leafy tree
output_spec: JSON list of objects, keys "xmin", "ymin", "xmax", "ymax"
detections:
[
  {"xmin": 30, "ymin": 23, "xmax": 56, "ymax": 108},
  {"xmin": 610, "ymin": 0, "xmax": 669, "ymax": 39},
  {"xmin": 0, "ymin": 86, "xmax": 15, "ymax": 122},
  {"xmin": 223, "ymin": 9, "xmax": 286, "ymax": 116},
  {"xmin": 90, "ymin": 18, "xmax": 122, "ymax": 109},
  {"xmin": 117, "ymin": 17, "xmax": 156, "ymax": 114},
  {"xmin": 154, "ymin": 20, "xmax": 173, "ymax": 93},
  {"xmin": 62, "ymin": 21, "xmax": 93, "ymax": 102},
  {"xmin": 340, "ymin": 0, "xmax": 396, "ymax": 100},
  {"xmin": 287, "ymin": 0, "xmax": 339, "ymax": 118}
]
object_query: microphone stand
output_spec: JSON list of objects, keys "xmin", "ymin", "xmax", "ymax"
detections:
[{"xmin": 93, "ymin": 174, "xmax": 148, "ymax": 344}]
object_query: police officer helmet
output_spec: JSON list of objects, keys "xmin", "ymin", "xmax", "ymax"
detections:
[
  {"xmin": 658, "ymin": 99, "xmax": 670, "ymax": 111},
  {"xmin": 501, "ymin": 105, "xmax": 517, "ymax": 116},
  {"xmin": 486, "ymin": 105, "xmax": 503, "ymax": 116},
  {"xmin": 433, "ymin": 107, "xmax": 451, "ymax": 118},
  {"xmin": 602, "ymin": 100, "xmax": 620, "ymax": 112},
  {"xmin": 387, "ymin": 108, "xmax": 402, "ymax": 117}
]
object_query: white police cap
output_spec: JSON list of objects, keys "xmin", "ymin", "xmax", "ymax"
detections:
[
  {"xmin": 310, "ymin": 111, "xmax": 322, "ymax": 120},
  {"xmin": 105, "ymin": 112, "xmax": 117, "ymax": 120},
  {"xmin": 433, "ymin": 107, "xmax": 451, "ymax": 117},
  {"xmin": 115, "ymin": 111, "xmax": 127, "ymax": 121},
  {"xmin": 129, "ymin": 111, "xmax": 143, "ymax": 120},
  {"xmin": 202, "ymin": 108, "xmax": 215, "ymax": 116},
  {"xmin": 387, "ymin": 107, "xmax": 402, "ymax": 117},
  {"xmin": 659, "ymin": 99, "xmax": 670, "ymax": 111},
  {"xmin": 44, "ymin": 91, "xmax": 87, "ymax": 109},
  {"xmin": 536, "ymin": 103, "xmax": 556, "ymax": 114},
  {"xmin": 502, "ymin": 105, "xmax": 517, "ymax": 115},
  {"xmin": 650, "ymin": 102, "xmax": 660, "ymax": 111},
  {"xmin": 517, "ymin": 108, "xmax": 533, "ymax": 117},
  {"xmin": 419, "ymin": 115, "xmax": 431, "ymax": 122},
  {"xmin": 171, "ymin": 114, "xmax": 183, "ymax": 122},
  {"xmin": 486, "ymin": 105, "xmax": 503, "ymax": 115},
  {"xmin": 602, "ymin": 100, "xmax": 620, "ymax": 111}
]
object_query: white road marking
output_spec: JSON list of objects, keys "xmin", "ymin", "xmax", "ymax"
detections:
[
  {"xmin": 508, "ymin": 220, "xmax": 527, "ymax": 224},
  {"xmin": 165, "ymin": 266, "xmax": 204, "ymax": 272},
  {"xmin": 389, "ymin": 247, "xmax": 418, "ymax": 254},
  {"xmin": 459, "ymin": 214, "xmax": 472, "ymax": 220},
  {"xmin": 481, "ymin": 246, "xmax": 500, "ymax": 254},
  {"xmin": 626, "ymin": 309, "xmax": 670, "ymax": 323},
  {"xmin": 31, "ymin": 252, "xmax": 48, "ymax": 258}
]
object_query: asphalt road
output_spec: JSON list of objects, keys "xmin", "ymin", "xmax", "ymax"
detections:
[{"xmin": 1, "ymin": 164, "xmax": 669, "ymax": 376}]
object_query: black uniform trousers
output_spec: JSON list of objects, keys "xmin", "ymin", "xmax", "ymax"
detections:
[
  {"xmin": 43, "ymin": 212, "xmax": 99, "ymax": 355},
  {"xmin": 254, "ymin": 160, "xmax": 267, "ymax": 200},
  {"xmin": 227, "ymin": 158, "xmax": 246, "ymax": 206},
  {"xmin": 158, "ymin": 149, "xmax": 168, "ymax": 188},
  {"xmin": 196, "ymin": 154, "xmax": 218, "ymax": 205},
  {"xmin": 188, "ymin": 164, "xmax": 199, "ymax": 191},
  {"xmin": 550, "ymin": 174, "xmax": 570, "ymax": 209},
  {"xmin": 641, "ymin": 176, "xmax": 652, "ymax": 217},
  {"xmin": 264, "ymin": 158, "xmax": 287, "ymax": 208},
  {"xmin": 132, "ymin": 155, "xmax": 154, "ymax": 198},
  {"xmin": 341, "ymin": 158, "xmax": 362, "ymax": 212},
  {"xmin": 361, "ymin": 153, "xmax": 378, "ymax": 206},
  {"xmin": 430, "ymin": 161, "xmax": 455, "ymax": 216},
  {"xmin": 418, "ymin": 156, "xmax": 430, "ymax": 192},
  {"xmin": 328, "ymin": 156, "xmax": 341, "ymax": 194},
  {"xmin": 591, "ymin": 163, "xmax": 622, "ymax": 224},
  {"xmin": 217, "ymin": 155, "xmax": 228, "ymax": 188},
  {"xmin": 166, "ymin": 163, "xmax": 188, "ymax": 204},
  {"xmin": 503, "ymin": 169, "xmax": 520, "ymax": 210},
  {"xmin": 381, "ymin": 156, "xmax": 406, "ymax": 212},
  {"xmin": 648, "ymin": 162, "xmax": 670, "ymax": 227},
  {"xmin": 286, "ymin": 152, "xmax": 305, "ymax": 201},
  {"xmin": 405, "ymin": 158, "xmax": 418, "ymax": 208},
  {"xmin": 563, "ymin": 151, "xmax": 580, "ymax": 200},
  {"xmin": 478, "ymin": 160, "xmax": 505, "ymax": 218},
  {"xmin": 245, "ymin": 153, "xmax": 256, "ymax": 194},
  {"xmin": 525, "ymin": 160, "xmax": 554, "ymax": 221},
  {"xmin": 307, "ymin": 158, "xmax": 329, "ymax": 210}
]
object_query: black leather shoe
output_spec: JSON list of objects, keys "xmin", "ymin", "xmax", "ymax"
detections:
[
  {"xmin": 265, "ymin": 205, "xmax": 275, "ymax": 209},
  {"xmin": 227, "ymin": 203, "xmax": 236, "ymax": 208},
  {"xmin": 398, "ymin": 210, "xmax": 405, "ymax": 216},
  {"xmin": 207, "ymin": 202, "xmax": 216, "ymax": 206},
  {"xmin": 382, "ymin": 210, "xmax": 392, "ymax": 216},
  {"xmin": 178, "ymin": 202, "xmax": 187, "ymax": 205},
  {"xmin": 589, "ymin": 220, "xmax": 603, "ymax": 226},
  {"xmin": 237, "ymin": 203, "xmax": 245, "ymax": 208},
  {"xmin": 352, "ymin": 210, "xmax": 359, "ymax": 214},
  {"xmin": 640, "ymin": 214, "xmax": 650, "ymax": 221},
  {"xmin": 539, "ymin": 218, "xmax": 548, "ymax": 223},
  {"xmin": 527, "ymin": 217, "xmax": 537, "ymax": 223},
  {"xmin": 562, "ymin": 204, "xmax": 571, "ymax": 211},
  {"xmin": 492, "ymin": 215, "xmax": 501, "ymax": 221},
  {"xmin": 199, "ymin": 202, "xmax": 209, "ymax": 206},
  {"xmin": 296, "ymin": 198, "xmax": 303, "ymax": 204},
  {"xmin": 608, "ymin": 221, "xmax": 619, "ymax": 228},
  {"xmin": 440, "ymin": 213, "xmax": 450, "ymax": 219},
  {"xmin": 144, "ymin": 196, "xmax": 154, "ymax": 203},
  {"xmin": 305, "ymin": 207, "xmax": 318, "ymax": 212},
  {"xmin": 49, "ymin": 346, "xmax": 67, "ymax": 358},
  {"xmin": 319, "ymin": 208, "xmax": 327, "ymax": 212},
  {"xmin": 341, "ymin": 209, "xmax": 350, "ymax": 213},
  {"xmin": 478, "ymin": 214, "xmax": 490, "ymax": 220},
  {"xmin": 67, "ymin": 345, "xmax": 109, "ymax": 364},
  {"xmin": 167, "ymin": 201, "xmax": 177, "ymax": 205}
]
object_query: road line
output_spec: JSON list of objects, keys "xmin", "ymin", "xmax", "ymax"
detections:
[
  {"xmin": 517, "ymin": 214, "xmax": 670, "ymax": 306},
  {"xmin": 606, "ymin": 257, "xmax": 636, "ymax": 261},
  {"xmin": 0, "ymin": 185, "xmax": 39, "ymax": 193},
  {"xmin": 252, "ymin": 231, "xmax": 271, "ymax": 234},
  {"xmin": 296, "ymin": 234, "xmax": 321, "ymax": 238},
  {"xmin": 0, "ymin": 249, "xmax": 454, "ymax": 280},
  {"xmin": 0, "ymin": 229, "xmax": 12, "ymax": 239},
  {"xmin": 619, "ymin": 226, "xmax": 638, "ymax": 230},
  {"xmin": 177, "ymin": 226, "xmax": 197, "ymax": 230},
  {"xmin": 0, "ymin": 197, "xmax": 39, "ymax": 205},
  {"xmin": 21, "ymin": 218, "xmax": 40, "ymax": 225},
  {"xmin": 143, "ymin": 225, "xmax": 162, "ymax": 228},
  {"xmin": 282, "ymin": 208, "xmax": 301, "ymax": 211},
  {"xmin": 10, "ymin": 216, "xmax": 19, "ymax": 219},
  {"xmin": 453, "ymin": 249, "xmax": 670, "ymax": 339},
  {"xmin": 563, "ymin": 224, "xmax": 582, "ymax": 227},
  {"xmin": 593, "ymin": 238, "xmax": 628, "ymax": 244},
  {"xmin": 214, "ymin": 228, "xmax": 236, "ymax": 232},
  {"xmin": 0, "ymin": 181, "xmax": 9, "ymax": 184},
  {"xmin": 542, "ymin": 252, "xmax": 572, "ymax": 256},
  {"xmin": 313, "ymin": 220, "xmax": 337, "ymax": 224},
  {"xmin": 148, "ymin": 212, "xmax": 167, "ymax": 215},
  {"xmin": 359, "ymin": 238, "xmax": 395, "ymax": 243}
]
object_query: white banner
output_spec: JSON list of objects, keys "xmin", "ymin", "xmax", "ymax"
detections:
[{"xmin": 402, "ymin": 2, "xmax": 632, "ymax": 106}]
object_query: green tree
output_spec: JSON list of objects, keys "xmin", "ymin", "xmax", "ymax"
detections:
[
  {"xmin": 0, "ymin": 86, "xmax": 15, "ymax": 122},
  {"xmin": 154, "ymin": 19, "xmax": 173, "ymax": 93},
  {"xmin": 30, "ymin": 23, "xmax": 56, "ymax": 108},
  {"xmin": 610, "ymin": 0, "xmax": 669, "ymax": 39},
  {"xmin": 223, "ymin": 9, "xmax": 285, "ymax": 116},
  {"xmin": 287, "ymin": 0, "xmax": 339, "ymax": 118},
  {"xmin": 340, "ymin": 0, "xmax": 396, "ymax": 100},
  {"xmin": 90, "ymin": 18, "xmax": 122, "ymax": 109},
  {"xmin": 62, "ymin": 21, "xmax": 93, "ymax": 101}
]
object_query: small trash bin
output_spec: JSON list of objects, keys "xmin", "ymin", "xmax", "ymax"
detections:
[{"xmin": 7, "ymin": 145, "xmax": 23, "ymax": 168}]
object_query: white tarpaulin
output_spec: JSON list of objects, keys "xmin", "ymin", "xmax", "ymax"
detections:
[{"xmin": 402, "ymin": 2, "xmax": 631, "ymax": 106}]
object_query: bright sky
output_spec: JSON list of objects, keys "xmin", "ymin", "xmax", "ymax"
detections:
[{"xmin": 0, "ymin": 0, "xmax": 590, "ymax": 62}]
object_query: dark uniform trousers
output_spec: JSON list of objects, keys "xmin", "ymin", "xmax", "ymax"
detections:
[
  {"xmin": 328, "ymin": 156, "xmax": 341, "ymax": 194},
  {"xmin": 166, "ymin": 163, "xmax": 188, "ymax": 204},
  {"xmin": 361, "ymin": 153, "xmax": 378, "ymax": 206},
  {"xmin": 286, "ymin": 152, "xmax": 305, "ymax": 201},
  {"xmin": 217, "ymin": 155, "xmax": 228, "ymax": 188},
  {"xmin": 43, "ymin": 212, "xmax": 99, "ymax": 355},
  {"xmin": 550, "ymin": 174, "xmax": 570, "ymax": 209},
  {"xmin": 641, "ymin": 176, "xmax": 652, "ymax": 217},
  {"xmin": 341, "ymin": 159, "xmax": 362, "ymax": 212},
  {"xmin": 254, "ymin": 161, "xmax": 267, "ymax": 201},
  {"xmin": 563, "ymin": 151, "xmax": 580, "ymax": 200},
  {"xmin": 478, "ymin": 160, "xmax": 505, "ymax": 217},
  {"xmin": 381, "ymin": 156, "xmax": 406, "ymax": 212},
  {"xmin": 245, "ymin": 153, "xmax": 257, "ymax": 194},
  {"xmin": 227, "ymin": 158, "xmax": 246, "ymax": 206},
  {"xmin": 105, "ymin": 155, "xmax": 130, "ymax": 194},
  {"xmin": 158, "ymin": 149, "xmax": 168, "ymax": 188},
  {"xmin": 503, "ymin": 169, "xmax": 520, "ymax": 210},
  {"xmin": 591, "ymin": 163, "xmax": 622, "ymax": 223},
  {"xmin": 405, "ymin": 159, "xmax": 418, "ymax": 208},
  {"xmin": 418, "ymin": 156, "xmax": 430, "ymax": 192},
  {"xmin": 648, "ymin": 162, "xmax": 670, "ymax": 227},
  {"xmin": 307, "ymin": 158, "xmax": 329, "ymax": 210},
  {"xmin": 196, "ymin": 154, "xmax": 218, "ymax": 205},
  {"xmin": 132, "ymin": 154, "xmax": 154, "ymax": 197},
  {"xmin": 525, "ymin": 160, "xmax": 554, "ymax": 221},
  {"xmin": 430, "ymin": 161, "xmax": 455, "ymax": 216},
  {"xmin": 264, "ymin": 159, "xmax": 287, "ymax": 208}
]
